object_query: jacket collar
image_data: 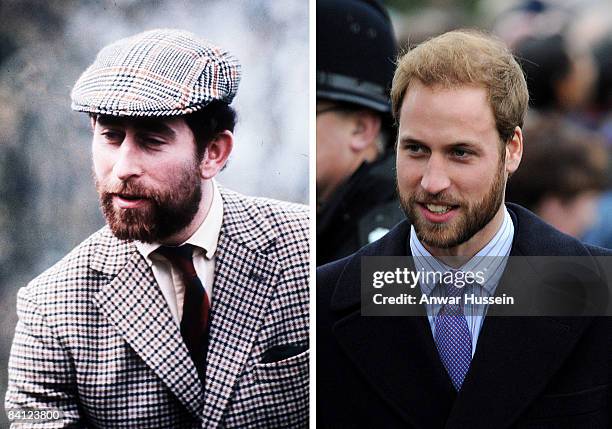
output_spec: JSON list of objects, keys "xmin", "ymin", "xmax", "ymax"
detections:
[
  {"xmin": 93, "ymin": 249, "xmax": 205, "ymax": 419},
  {"xmin": 89, "ymin": 227, "xmax": 135, "ymax": 277}
]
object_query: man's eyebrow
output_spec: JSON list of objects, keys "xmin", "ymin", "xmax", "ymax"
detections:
[
  {"xmin": 399, "ymin": 136, "xmax": 480, "ymax": 148},
  {"xmin": 398, "ymin": 136, "xmax": 427, "ymax": 146},
  {"xmin": 95, "ymin": 115, "xmax": 177, "ymax": 138}
]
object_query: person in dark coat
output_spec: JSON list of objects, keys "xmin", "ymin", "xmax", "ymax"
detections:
[{"xmin": 316, "ymin": 0, "xmax": 403, "ymax": 265}]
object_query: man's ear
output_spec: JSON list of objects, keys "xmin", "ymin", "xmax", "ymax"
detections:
[
  {"xmin": 348, "ymin": 110, "xmax": 381, "ymax": 153},
  {"xmin": 199, "ymin": 130, "xmax": 234, "ymax": 179},
  {"xmin": 505, "ymin": 126, "xmax": 523, "ymax": 175}
]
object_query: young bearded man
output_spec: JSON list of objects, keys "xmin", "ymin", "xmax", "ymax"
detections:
[
  {"xmin": 5, "ymin": 29, "xmax": 309, "ymax": 428},
  {"xmin": 317, "ymin": 30, "xmax": 612, "ymax": 428}
]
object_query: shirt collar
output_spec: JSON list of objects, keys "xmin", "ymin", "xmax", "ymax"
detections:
[
  {"xmin": 410, "ymin": 206, "xmax": 514, "ymax": 295},
  {"xmin": 135, "ymin": 180, "xmax": 224, "ymax": 263}
]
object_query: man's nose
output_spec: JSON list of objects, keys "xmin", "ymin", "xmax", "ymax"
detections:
[
  {"xmin": 113, "ymin": 138, "xmax": 144, "ymax": 181},
  {"xmin": 420, "ymin": 156, "xmax": 451, "ymax": 195}
]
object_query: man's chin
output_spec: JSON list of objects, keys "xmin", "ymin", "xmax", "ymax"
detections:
[
  {"xmin": 416, "ymin": 230, "xmax": 461, "ymax": 249},
  {"xmin": 103, "ymin": 209, "xmax": 157, "ymax": 243},
  {"xmin": 412, "ymin": 216, "xmax": 467, "ymax": 249},
  {"xmin": 107, "ymin": 223, "xmax": 156, "ymax": 243}
]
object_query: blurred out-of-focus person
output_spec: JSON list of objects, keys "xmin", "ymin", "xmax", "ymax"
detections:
[
  {"xmin": 514, "ymin": 33, "xmax": 597, "ymax": 114},
  {"xmin": 506, "ymin": 117, "xmax": 609, "ymax": 238}
]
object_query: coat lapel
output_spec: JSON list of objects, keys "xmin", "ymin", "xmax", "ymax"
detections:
[
  {"xmin": 330, "ymin": 222, "xmax": 455, "ymax": 429},
  {"xmin": 447, "ymin": 312, "xmax": 591, "ymax": 428},
  {"xmin": 446, "ymin": 205, "xmax": 595, "ymax": 428},
  {"xmin": 92, "ymin": 234, "xmax": 204, "ymax": 420},
  {"xmin": 200, "ymin": 189, "xmax": 282, "ymax": 427},
  {"xmin": 334, "ymin": 314, "xmax": 456, "ymax": 428}
]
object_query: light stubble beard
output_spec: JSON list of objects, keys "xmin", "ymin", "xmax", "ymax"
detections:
[
  {"xmin": 398, "ymin": 155, "xmax": 506, "ymax": 249},
  {"xmin": 95, "ymin": 162, "xmax": 202, "ymax": 243}
]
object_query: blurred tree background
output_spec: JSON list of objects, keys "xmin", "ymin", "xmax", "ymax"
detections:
[{"xmin": 0, "ymin": 0, "xmax": 307, "ymax": 423}]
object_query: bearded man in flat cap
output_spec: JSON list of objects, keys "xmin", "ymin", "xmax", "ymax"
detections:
[{"xmin": 5, "ymin": 29, "xmax": 309, "ymax": 428}]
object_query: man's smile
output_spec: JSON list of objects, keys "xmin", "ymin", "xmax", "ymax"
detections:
[{"xmin": 417, "ymin": 202, "xmax": 459, "ymax": 223}]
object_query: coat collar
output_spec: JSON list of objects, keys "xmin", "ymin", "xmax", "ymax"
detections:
[
  {"xmin": 89, "ymin": 227, "xmax": 135, "ymax": 277},
  {"xmin": 329, "ymin": 203, "xmax": 596, "ymax": 310},
  {"xmin": 92, "ymin": 188, "xmax": 282, "ymax": 425},
  {"xmin": 327, "ymin": 203, "xmax": 595, "ymax": 429}
]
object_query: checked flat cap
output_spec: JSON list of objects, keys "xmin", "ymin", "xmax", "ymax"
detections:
[{"xmin": 71, "ymin": 29, "xmax": 241, "ymax": 117}]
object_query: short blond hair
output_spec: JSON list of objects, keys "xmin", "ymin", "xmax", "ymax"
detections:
[{"xmin": 391, "ymin": 29, "xmax": 529, "ymax": 142}]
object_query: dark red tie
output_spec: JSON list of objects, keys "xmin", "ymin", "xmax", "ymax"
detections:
[{"xmin": 157, "ymin": 244, "xmax": 210, "ymax": 384}]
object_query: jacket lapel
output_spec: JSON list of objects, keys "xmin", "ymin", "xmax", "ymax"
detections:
[
  {"xmin": 200, "ymin": 189, "xmax": 282, "ymax": 427},
  {"xmin": 330, "ymin": 222, "xmax": 455, "ymax": 429},
  {"xmin": 92, "ymin": 234, "xmax": 204, "ymax": 420}
]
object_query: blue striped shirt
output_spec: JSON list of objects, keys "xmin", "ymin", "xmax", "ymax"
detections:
[{"xmin": 410, "ymin": 207, "xmax": 514, "ymax": 356}]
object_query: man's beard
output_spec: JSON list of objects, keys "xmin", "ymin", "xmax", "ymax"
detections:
[
  {"xmin": 399, "ymin": 157, "xmax": 506, "ymax": 249},
  {"xmin": 95, "ymin": 163, "xmax": 202, "ymax": 243}
]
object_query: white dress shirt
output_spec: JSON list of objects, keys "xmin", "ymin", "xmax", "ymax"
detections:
[
  {"xmin": 135, "ymin": 181, "xmax": 223, "ymax": 325},
  {"xmin": 410, "ymin": 206, "xmax": 514, "ymax": 356}
]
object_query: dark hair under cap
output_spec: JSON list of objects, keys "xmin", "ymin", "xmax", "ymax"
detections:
[{"xmin": 183, "ymin": 101, "xmax": 237, "ymax": 160}]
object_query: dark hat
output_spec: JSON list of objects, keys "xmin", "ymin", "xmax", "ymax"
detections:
[
  {"xmin": 71, "ymin": 29, "xmax": 241, "ymax": 117},
  {"xmin": 514, "ymin": 34, "xmax": 570, "ymax": 110},
  {"xmin": 317, "ymin": 0, "xmax": 397, "ymax": 112}
]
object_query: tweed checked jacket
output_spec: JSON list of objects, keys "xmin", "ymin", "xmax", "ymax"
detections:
[{"xmin": 6, "ymin": 188, "xmax": 309, "ymax": 428}]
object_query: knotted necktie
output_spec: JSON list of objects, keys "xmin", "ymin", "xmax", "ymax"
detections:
[
  {"xmin": 157, "ymin": 244, "xmax": 210, "ymax": 384},
  {"xmin": 434, "ymin": 277, "xmax": 472, "ymax": 391}
]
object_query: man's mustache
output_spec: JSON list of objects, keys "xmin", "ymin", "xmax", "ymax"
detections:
[
  {"xmin": 99, "ymin": 180, "xmax": 157, "ymax": 201},
  {"xmin": 410, "ymin": 191, "xmax": 461, "ymax": 207}
]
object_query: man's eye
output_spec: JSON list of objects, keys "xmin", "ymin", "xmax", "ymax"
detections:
[
  {"xmin": 452, "ymin": 148, "xmax": 470, "ymax": 157},
  {"xmin": 101, "ymin": 131, "xmax": 123, "ymax": 142},
  {"xmin": 406, "ymin": 144, "xmax": 425, "ymax": 154},
  {"xmin": 143, "ymin": 138, "xmax": 165, "ymax": 147}
]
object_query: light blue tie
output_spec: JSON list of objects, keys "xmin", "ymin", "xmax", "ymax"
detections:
[{"xmin": 434, "ymin": 280, "xmax": 472, "ymax": 390}]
